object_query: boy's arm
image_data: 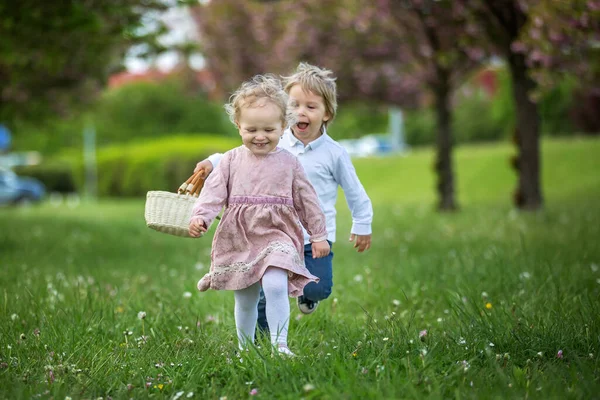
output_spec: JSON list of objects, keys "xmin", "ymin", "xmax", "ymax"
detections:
[
  {"xmin": 291, "ymin": 158, "xmax": 328, "ymax": 244},
  {"xmin": 194, "ymin": 153, "xmax": 224, "ymax": 175},
  {"xmin": 333, "ymin": 148, "xmax": 373, "ymax": 247}
]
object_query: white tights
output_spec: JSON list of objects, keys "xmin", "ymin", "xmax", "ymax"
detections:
[{"xmin": 234, "ymin": 267, "xmax": 290, "ymax": 349}]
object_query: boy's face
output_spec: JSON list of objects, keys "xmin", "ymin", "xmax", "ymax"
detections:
[
  {"xmin": 237, "ymin": 99, "xmax": 285, "ymax": 156},
  {"xmin": 288, "ymin": 84, "xmax": 330, "ymax": 143}
]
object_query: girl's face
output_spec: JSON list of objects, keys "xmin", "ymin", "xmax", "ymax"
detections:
[
  {"xmin": 237, "ymin": 99, "xmax": 285, "ymax": 156},
  {"xmin": 288, "ymin": 84, "xmax": 330, "ymax": 145}
]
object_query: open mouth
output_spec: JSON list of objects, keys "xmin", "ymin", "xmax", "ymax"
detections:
[{"xmin": 296, "ymin": 122, "xmax": 309, "ymax": 130}]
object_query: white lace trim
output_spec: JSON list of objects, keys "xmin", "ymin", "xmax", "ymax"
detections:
[{"xmin": 210, "ymin": 240, "xmax": 302, "ymax": 277}]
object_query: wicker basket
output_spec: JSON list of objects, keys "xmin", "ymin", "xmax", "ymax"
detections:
[{"xmin": 144, "ymin": 169, "xmax": 206, "ymax": 237}]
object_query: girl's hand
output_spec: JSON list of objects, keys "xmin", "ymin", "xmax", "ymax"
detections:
[
  {"xmin": 349, "ymin": 233, "xmax": 371, "ymax": 252},
  {"xmin": 194, "ymin": 159, "xmax": 214, "ymax": 177},
  {"xmin": 311, "ymin": 240, "xmax": 330, "ymax": 258},
  {"xmin": 189, "ymin": 217, "xmax": 207, "ymax": 238}
]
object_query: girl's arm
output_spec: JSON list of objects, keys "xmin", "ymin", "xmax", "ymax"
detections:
[{"xmin": 191, "ymin": 151, "xmax": 231, "ymax": 229}]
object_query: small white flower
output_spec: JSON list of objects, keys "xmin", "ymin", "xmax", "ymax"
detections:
[
  {"xmin": 458, "ymin": 337, "xmax": 466, "ymax": 345},
  {"xmin": 392, "ymin": 299, "xmax": 401, "ymax": 306},
  {"xmin": 383, "ymin": 337, "xmax": 389, "ymax": 341},
  {"xmin": 187, "ymin": 393, "xmax": 194, "ymax": 398},
  {"xmin": 137, "ymin": 311, "xmax": 146, "ymax": 320},
  {"xmin": 489, "ymin": 342, "xmax": 495, "ymax": 347},
  {"xmin": 183, "ymin": 292, "xmax": 192, "ymax": 299},
  {"xmin": 481, "ymin": 292, "xmax": 488, "ymax": 299},
  {"xmin": 11, "ymin": 314, "xmax": 18, "ymax": 321},
  {"xmin": 519, "ymin": 272, "xmax": 531, "ymax": 280},
  {"xmin": 173, "ymin": 391, "xmax": 185, "ymax": 400},
  {"xmin": 303, "ymin": 383, "xmax": 315, "ymax": 392},
  {"xmin": 353, "ymin": 274, "xmax": 363, "ymax": 282},
  {"xmin": 460, "ymin": 360, "xmax": 470, "ymax": 372}
]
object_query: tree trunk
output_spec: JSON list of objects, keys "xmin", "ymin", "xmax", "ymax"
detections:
[
  {"xmin": 507, "ymin": 53, "xmax": 543, "ymax": 210},
  {"xmin": 434, "ymin": 81, "xmax": 458, "ymax": 211}
]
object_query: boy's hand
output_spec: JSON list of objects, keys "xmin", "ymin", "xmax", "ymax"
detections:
[
  {"xmin": 349, "ymin": 234, "xmax": 371, "ymax": 252},
  {"xmin": 194, "ymin": 159, "xmax": 213, "ymax": 177},
  {"xmin": 311, "ymin": 240, "xmax": 330, "ymax": 258},
  {"xmin": 189, "ymin": 217, "xmax": 207, "ymax": 238}
]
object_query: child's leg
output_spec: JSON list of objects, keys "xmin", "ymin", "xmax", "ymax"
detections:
[
  {"xmin": 234, "ymin": 282, "xmax": 261, "ymax": 349},
  {"xmin": 256, "ymin": 289, "xmax": 269, "ymax": 334},
  {"xmin": 261, "ymin": 266, "xmax": 290, "ymax": 347},
  {"xmin": 302, "ymin": 242, "xmax": 334, "ymax": 302}
]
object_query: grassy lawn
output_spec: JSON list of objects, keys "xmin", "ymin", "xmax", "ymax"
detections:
[{"xmin": 1, "ymin": 137, "xmax": 599, "ymax": 399}]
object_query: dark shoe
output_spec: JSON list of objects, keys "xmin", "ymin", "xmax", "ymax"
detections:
[{"xmin": 297, "ymin": 295, "xmax": 319, "ymax": 314}]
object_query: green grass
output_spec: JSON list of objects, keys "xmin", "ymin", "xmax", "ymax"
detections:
[{"xmin": 1, "ymin": 137, "xmax": 599, "ymax": 399}]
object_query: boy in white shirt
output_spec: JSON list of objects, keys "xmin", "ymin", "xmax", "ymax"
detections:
[{"xmin": 195, "ymin": 63, "xmax": 373, "ymax": 331}]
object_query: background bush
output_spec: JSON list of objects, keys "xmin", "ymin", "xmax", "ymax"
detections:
[
  {"xmin": 14, "ymin": 161, "xmax": 77, "ymax": 193},
  {"xmin": 92, "ymin": 78, "xmax": 235, "ymax": 146},
  {"xmin": 22, "ymin": 135, "xmax": 239, "ymax": 197},
  {"xmin": 10, "ymin": 77, "xmax": 235, "ymax": 155}
]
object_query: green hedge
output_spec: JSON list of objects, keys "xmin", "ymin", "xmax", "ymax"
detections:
[
  {"xmin": 90, "ymin": 135, "xmax": 239, "ymax": 197},
  {"xmin": 24, "ymin": 134, "xmax": 239, "ymax": 197},
  {"xmin": 14, "ymin": 161, "xmax": 77, "ymax": 193},
  {"xmin": 10, "ymin": 77, "xmax": 235, "ymax": 156}
]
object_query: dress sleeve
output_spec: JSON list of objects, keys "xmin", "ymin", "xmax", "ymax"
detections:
[
  {"xmin": 191, "ymin": 151, "xmax": 231, "ymax": 228},
  {"xmin": 291, "ymin": 158, "xmax": 327, "ymax": 242}
]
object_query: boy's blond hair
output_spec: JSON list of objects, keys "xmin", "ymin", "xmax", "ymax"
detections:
[
  {"xmin": 224, "ymin": 74, "xmax": 293, "ymax": 126},
  {"xmin": 283, "ymin": 62, "xmax": 338, "ymax": 129}
]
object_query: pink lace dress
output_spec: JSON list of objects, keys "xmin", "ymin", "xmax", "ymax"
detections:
[{"xmin": 191, "ymin": 146, "xmax": 327, "ymax": 296}]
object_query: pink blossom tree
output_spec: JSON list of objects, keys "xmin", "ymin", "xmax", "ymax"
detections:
[
  {"xmin": 365, "ymin": 0, "xmax": 483, "ymax": 210},
  {"xmin": 194, "ymin": 0, "xmax": 483, "ymax": 210},
  {"xmin": 455, "ymin": 0, "xmax": 599, "ymax": 210}
]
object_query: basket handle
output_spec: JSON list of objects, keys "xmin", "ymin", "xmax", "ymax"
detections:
[{"xmin": 178, "ymin": 168, "xmax": 206, "ymax": 196}]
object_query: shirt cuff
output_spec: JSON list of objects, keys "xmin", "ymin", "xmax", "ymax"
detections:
[
  {"xmin": 351, "ymin": 222, "xmax": 372, "ymax": 236},
  {"xmin": 207, "ymin": 153, "xmax": 222, "ymax": 168},
  {"xmin": 309, "ymin": 232, "xmax": 328, "ymax": 243}
]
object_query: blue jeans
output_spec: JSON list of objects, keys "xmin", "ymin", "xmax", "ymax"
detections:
[{"xmin": 257, "ymin": 242, "xmax": 334, "ymax": 332}]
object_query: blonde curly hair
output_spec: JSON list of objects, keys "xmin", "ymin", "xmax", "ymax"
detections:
[{"xmin": 224, "ymin": 74, "xmax": 294, "ymax": 127}]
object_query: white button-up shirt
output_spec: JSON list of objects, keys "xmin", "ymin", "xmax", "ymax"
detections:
[{"xmin": 208, "ymin": 128, "xmax": 373, "ymax": 244}]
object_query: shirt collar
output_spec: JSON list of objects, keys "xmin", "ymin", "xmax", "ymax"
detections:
[{"xmin": 285, "ymin": 127, "xmax": 328, "ymax": 150}]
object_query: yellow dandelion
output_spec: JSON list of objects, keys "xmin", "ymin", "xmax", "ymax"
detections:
[
  {"xmin": 485, "ymin": 302, "xmax": 493, "ymax": 309},
  {"xmin": 158, "ymin": 384, "xmax": 164, "ymax": 390}
]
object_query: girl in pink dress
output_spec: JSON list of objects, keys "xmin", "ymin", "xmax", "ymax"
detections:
[{"xmin": 189, "ymin": 74, "xmax": 330, "ymax": 356}]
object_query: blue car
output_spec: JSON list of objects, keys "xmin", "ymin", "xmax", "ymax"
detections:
[{"xmin": 0, "ymin": 167, "xmax": 45, "ymax": 205}]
